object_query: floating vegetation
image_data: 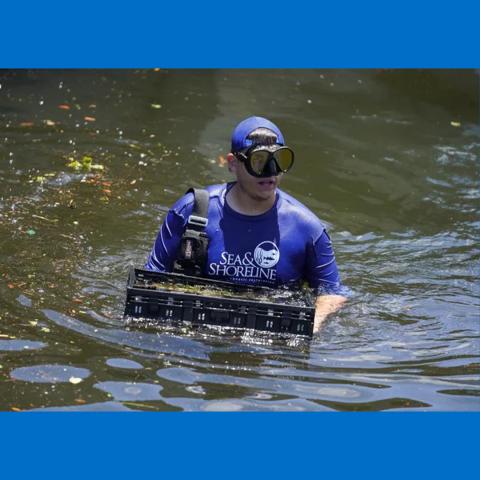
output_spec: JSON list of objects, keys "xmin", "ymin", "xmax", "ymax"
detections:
[
  {"xmin": 133, "ymin": 276, "xmax": 314, "ymax": 308},
  {"xmin": 67, "ymin": 155, "xmax": 105, "ymax": 172}
]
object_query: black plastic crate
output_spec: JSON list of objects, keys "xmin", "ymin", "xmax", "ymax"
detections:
[{"xmin": 124, "ymin": 268, "xmax": 315, "ymax": 337}]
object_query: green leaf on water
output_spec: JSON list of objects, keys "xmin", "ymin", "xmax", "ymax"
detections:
[
  {"xmin": 26, "ymin": 229, "xmax": 36, "ymax": 236},
  {"xmin": 67, "ymin": 159, "xmax": 83, "ymax": 170},
  {"xmin": 67, "ymin": 155, "xmax": 104, "ymax": 172},
  {"xmin": 81, "ymin": 155, "xmax": 92, "ymax": 167}
]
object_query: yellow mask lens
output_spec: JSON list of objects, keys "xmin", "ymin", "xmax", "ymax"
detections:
[
  {"xmin": 249, "ymin": 150, "xmax": 270, "ymax": 174},
  {"xmin": 273, "ymin": 148, "xmax": 294, "ymax": 171}
]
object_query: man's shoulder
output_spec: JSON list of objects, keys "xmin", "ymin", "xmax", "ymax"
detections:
[
  {"xmin": 205, "ymin": 183, "xmax": 226, "ymax": 200},
  {"xmin": 171, "ymin": 184, "xmax": 225, "ymax": 214},
  {"xmin": 277, "ymin": 189, "xmax": 326, "ymax": 231}
]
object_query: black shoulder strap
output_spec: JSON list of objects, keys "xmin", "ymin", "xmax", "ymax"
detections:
[
  {"xmin": 188, "ymin": 188, "xmax": 209, "ymax": 228},
  {"xmin": 173, "ymin": 188, "xmax": 210, "ymax": 277}
]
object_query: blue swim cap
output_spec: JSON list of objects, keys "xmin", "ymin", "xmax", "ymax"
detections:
[{"xmin": 231, "ymin": 116, "xmax": 285, "ymax": 152}]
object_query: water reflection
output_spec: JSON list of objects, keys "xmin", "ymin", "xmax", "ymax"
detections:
[
  {"xmin": 106, "ymin": 358, "xmax": 144, "ymax": 369},
  {"xmin": 0, "ymin": 340, "xmax": 46, "ymax": 351},
  {"xmin": 94, "ymin": 381, "xmax": 163, "ymax": 401},
  {"xmin": 11, "ymin": 364, "xmax": 90, "ymax": 383},
  {"xmin": 0, "ymin": 70, "xmax": 479, "ymax": 411}
]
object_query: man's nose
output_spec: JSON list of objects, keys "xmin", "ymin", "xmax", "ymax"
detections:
[{"xmin": 263, "ymin": 158, "xmax": 279, "ymax": 176}]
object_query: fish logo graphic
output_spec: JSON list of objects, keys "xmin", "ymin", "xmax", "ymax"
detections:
[{"xmin": 254, "ymin": 241, "xmax": 280, "ymax": 268}]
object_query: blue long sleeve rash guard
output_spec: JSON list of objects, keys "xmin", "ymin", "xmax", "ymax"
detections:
[{"xmin": 145, "ymin": 183, "xmax": 342, "ymax": 294}]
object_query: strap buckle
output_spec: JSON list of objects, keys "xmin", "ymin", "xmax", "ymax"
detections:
[{"xmin": 187, "ymin": 215, "xmax": 208, "ymax": 229}]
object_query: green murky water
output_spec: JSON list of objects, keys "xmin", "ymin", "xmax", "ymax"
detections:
[{"xmin": 0, "ymin": 70, "xmax": 479, "ymax": 411}]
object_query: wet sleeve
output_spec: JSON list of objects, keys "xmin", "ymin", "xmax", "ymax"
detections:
[
  {"xmin": 305, "ymin": 229, "xmax": 343, "ymax": 295},
  {"xmin": 144, "ymin": 194, "xmax": 194, "ymax": 272},
  {"xmin": 144, "ymin": 209, "xmax": 186, "ymax": 272}
]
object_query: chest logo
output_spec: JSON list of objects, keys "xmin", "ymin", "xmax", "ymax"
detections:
[{"xmin": 254, "ymin": 241, "xmax": 280, "ymax": 268}]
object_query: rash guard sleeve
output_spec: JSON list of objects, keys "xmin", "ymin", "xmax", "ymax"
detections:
[
  {"xmin": 144, "ymin": 193, "xmax": 194, "ymax": 272},
  {"xmin": 305, "ymin": 229, "xmax": 343, "ymax": 295}
]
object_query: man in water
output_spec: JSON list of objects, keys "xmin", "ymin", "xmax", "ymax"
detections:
[{"xmin": 146, "ymin": 116, "xmax": 347, "ymax": 332}]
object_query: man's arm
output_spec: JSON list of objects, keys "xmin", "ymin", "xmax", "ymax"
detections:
[
  {"xmin": 145, "ymin": 195, "xmax": 195, "ymax": 272},
  {"xmin": 314, "ymin": 294, "xmax": 347, "ymax": 333}
]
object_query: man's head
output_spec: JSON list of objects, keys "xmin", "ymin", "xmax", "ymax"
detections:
[
  {"xmin": 227, "ymin": 116, "xmax": 294, "ymax": 202},
  {"xmin": 231, "ymin": 116, "xmax": 285, "ymax": 153}
]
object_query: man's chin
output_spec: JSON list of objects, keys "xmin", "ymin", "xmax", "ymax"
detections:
[{"xmin": 249, "ymin": 188, "xmax": 276, "ymax": 202}]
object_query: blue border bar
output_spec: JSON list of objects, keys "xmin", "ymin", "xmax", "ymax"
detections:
[
  {"xmin": 1, "ymin": 1, "xmax": 479, "ymax": 67},
  {"xmin": 1, "ymin": 412, "xmax": 478, "ymax": 478},
  {"xmin": 1, "ymin": 2, "xmax": 479, "ymax": 478}
]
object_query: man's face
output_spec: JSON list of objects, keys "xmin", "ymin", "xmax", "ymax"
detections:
[{"xmin": 227, "ymin": 153, "xmax": 282, "ymax": 202}]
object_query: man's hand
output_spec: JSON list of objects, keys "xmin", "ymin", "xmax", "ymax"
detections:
[{"xmin": 314, "ymin": 295, "xmax": 347, "ymax": 333}]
